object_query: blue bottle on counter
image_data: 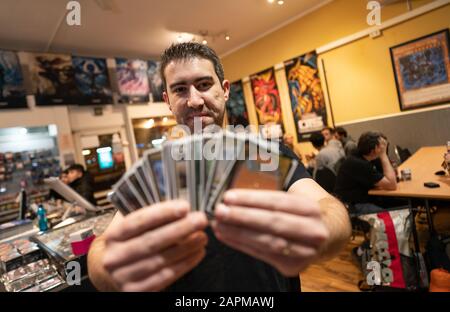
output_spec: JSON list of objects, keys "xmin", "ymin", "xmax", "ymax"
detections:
[{"xmin": 37, "ymin": 204, "xmax": 48, "ymax": 232}]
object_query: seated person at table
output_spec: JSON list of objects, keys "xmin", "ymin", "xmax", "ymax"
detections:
[
  {"xmin": 282, "ymin": 133, "xmax": 303, "ymax": 161},
  {"xmin": 309, "ymin": 132, "xmax": 345, "ymax": 179},
  {"xmin": 66, "ymin": 164, "xmax": 96, "ymax": 205},
  {"xmin": 321, "ymin": 127, "xmax": 335, "ymax": 146},
  {"xmin": 335, "ymin": 127, "xmax": 357, "ymax": 157},
  {"xmin": 334, "ymin": 131, "xmax": 397, "ymax": 215}
]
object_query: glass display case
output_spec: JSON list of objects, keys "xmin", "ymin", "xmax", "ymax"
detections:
[{"xmin": 0, "ymin": 125, "xmax": 61, "ymax": 224}]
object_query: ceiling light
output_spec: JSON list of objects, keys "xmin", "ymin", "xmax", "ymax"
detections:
[
  {"xmin": 225, "ymin": 35, "xmax": 230, "ymax": 41},
  {"xmin": 267, "ymin": 0, "xmax": 275, "ymax": 3},
  {"xmin": 277, "ymin": 0, "xmax": 284, "ymax": 5},
  {"xmin": 144, "ymin": 119, "xmax": 155, "ymax": 129},
  {"xmin": 202, "ymin": 39, "xmax": 208, "ymax": 45}
]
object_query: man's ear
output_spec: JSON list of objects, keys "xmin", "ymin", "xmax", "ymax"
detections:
[
  {"xmin": 163, "ymin": 91, "xmax": 172, "ymax": 112},
  {"xmin": 222, "ymin": 80, "xmax": 231, "ymax": 101}
]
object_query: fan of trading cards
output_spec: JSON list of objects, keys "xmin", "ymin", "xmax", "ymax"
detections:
[{"xmin": 109, "ymin": 131, "xmax": 299, "ymax": 217}]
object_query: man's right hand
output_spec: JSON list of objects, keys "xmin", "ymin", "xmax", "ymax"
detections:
[
  {"xmin": 102, "ymin": 200, "xmax": 208, "ymax": 292},
  {"xmin": 378, "ymin": 137, "xmax": 388, "ymax": 157}
]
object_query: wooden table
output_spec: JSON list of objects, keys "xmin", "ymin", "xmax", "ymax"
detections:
[{"xmin": 369, "ymin": 146, "xmax": 450, "ymax": 233}]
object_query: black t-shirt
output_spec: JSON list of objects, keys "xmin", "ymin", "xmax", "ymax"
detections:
[
  {"xmin": 166, "ymin": 144, "xmax": 310, "ymax": 292},
  {"xmin": 334, "ymin": 154, "xmax": 384, "ymax": 204},
  {"xmin": 69, "ymin": 173, "xmax": 96, "ymax": 205}
]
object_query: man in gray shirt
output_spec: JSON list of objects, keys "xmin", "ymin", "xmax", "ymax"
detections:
[{"xmin": 309, "ymin": 132, "xmax": 345, "ymax": 179}]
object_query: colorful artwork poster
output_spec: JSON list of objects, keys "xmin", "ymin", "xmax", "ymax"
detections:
[
  {"xmin": 30, "ymin": 53, "xmax": 81, "ymax": 105},
  {"xmin": 285, "ymin": 51, "xmax": 327, "ymax": 140},
  {"xmin": 0, "ymin": 50, "xmax": 27, "ymax": 109},
  {"xmin": 226, "ymin": 80, "xmax": 249, "ymax": 127},
  {"xmin": 115, "ymin": 58, "xmax": 149, "ymax": 104},
  {"xmin": 390, "ymin": 29, "xmax": 450, "ymax": 110},
  {"xmin": 72, "ymin": 56, "xmax": 113, "ymax": 105},
  {"xmin": 250, "ymin": 68, "xmax": 283, "ymax": 139},
  {"xmin": 147, "ymin": 60, "xmax": 164, "ymax": 102}
]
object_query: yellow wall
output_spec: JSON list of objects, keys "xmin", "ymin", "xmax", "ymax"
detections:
[{"xmin": 221, "ymin": 0, "xmax": 450, "ymax": 157}]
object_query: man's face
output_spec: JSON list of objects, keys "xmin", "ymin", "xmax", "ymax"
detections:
[
  {"xmin": 321, "ymin": 129, "xmax": 332, "ymax": 143},
  {"xmin": 60, "ymin": 173, "xmax": 69, "ymax": 184},
  {"xmin": 163, "ymin": 58, "xmax": 230, "ymax": 131},
  {"xmin": 66, "ymin": 170, "xmax": 82, "ymax": 183}
]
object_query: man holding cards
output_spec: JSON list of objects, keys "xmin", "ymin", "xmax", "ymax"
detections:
[{"xmin": 87, "ymin": 42, "xmax": 351, "ymax": 291}]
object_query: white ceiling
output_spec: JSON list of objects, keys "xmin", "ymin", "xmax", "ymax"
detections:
[{"xmin": 0, "ymin": 0, "xmax": 331, "ymax": 59}]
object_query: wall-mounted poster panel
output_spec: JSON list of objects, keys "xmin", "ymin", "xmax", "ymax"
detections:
[
  {"xmin": 390, "ymin": 29, "xmax": 450, "ymax": 111},
  {"xmin": 284, "ymin": 51, "xmax": 327, "ymax": 141},
  {"xmin": 0, "ymin": 50, "xmax": 27, "ymax": 109},
  {"xmin": 30, "ymin": 53, "xmax": 81, "ymax": 105},
  {"xmin": 115, "ymin": 58, "xmax": 150, "ymax": 104},
  {"xmin": 72, "ymin": 56, "xmax": 113, "ymax": 105},
  {"xmin": 250, "ymin": 68, "xmax": 283, "ymax": 139},
  {"xmin": 226, "ymin": 80, "xmax": 249, "ymax": 127},
  {"xmin": 147, "ymin": 60, "xmax": 164, "ymax": 103}
]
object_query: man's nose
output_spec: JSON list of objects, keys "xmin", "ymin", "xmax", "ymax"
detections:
[{"xmin": 187, "ymin": 86, "xmax": 205, "ymax": 109}]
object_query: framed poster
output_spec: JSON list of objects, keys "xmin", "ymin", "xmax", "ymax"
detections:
[
  {"xmin": 115, "ymin": 58, "xmax": 150, "ymax": 104},
  {"xmin": 390, "ymin": 29, "xmax": 450, "ymax": 110},
  {"xmin": 250, "ymin": 68, "xmax": 283, "ymax": 139},
  {"xmin": 225, "ymin": 80, "xmax": 249, "ymax": 127},
  {"xmin": 0, "ymin": 50, "xmax": 27, "ymax": 109},
  {"xmin": 284, "ymin": 51, "xmax": 327, "ymax": 141},
  {"xmin": 30, "ymin": 53, "xmax": 81, "ymax": 105},
  {"xmin": 147, "ymin": 60, "xmax": 164, "ymax": 102},
  {"xmin": 72, "ymin": 56, "xmax": 113, "ymax": 105}
]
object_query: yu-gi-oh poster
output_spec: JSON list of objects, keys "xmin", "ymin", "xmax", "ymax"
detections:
[
  {"xmin": 30, "ymin": 53, "xmax": 81, "ymax": 105},
  {"xmin": 147, "ymin": 60, "xmax": 164, "ymax": 102},
  {"xmin": 0, "ymin": 50, "xmax": 27, "ymax": 109},
  {"xmin": 250, "ymin": 68, "xmax": 283, "ymax": 139},
  {"xmin": 116, "ymin": 58, "xmax": 149, "ymax": 104},
  {"xmin": 72, "ymin": 56, "xmax": 113, "ymax": 105},
  {"xmin": 285, "ymin": 51, "xmax": 327, "ymax": 140},
  {"xmin": 226, "ymin": 80, "xmax": 249, "ymax": 127},
  {"xmin": 390, "ymin": 29, "xmax": 450, "ymax": 110}
]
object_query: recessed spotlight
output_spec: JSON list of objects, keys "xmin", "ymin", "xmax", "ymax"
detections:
[
  {"xmin": 225, "ymin": 35, "xmax": 230, "ymax": 41},
  {"xmin": 277, "ymin": 0, "xmax": 284, "ymax": 5},
  {"xmin": 202, "ymin": 39, "xmax": 208, "ymax": 45},
  {"xmin": 267, "ymin": 0, "xmax": 275, "ymax": 3}
]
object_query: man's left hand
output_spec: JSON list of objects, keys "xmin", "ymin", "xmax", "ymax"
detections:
[{"xmin": 211, "ymin": 189, "xmax": 330, "ymax": 277}]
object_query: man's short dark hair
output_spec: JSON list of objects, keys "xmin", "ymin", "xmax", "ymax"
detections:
[
  {"xmin": 322, "ymin": 126, "xmax": 335, "ymax": 134},
  {"xmin": 335, "ymin": 127, "xmax": 348, "ymax": 138},
  {"xmin": 357, "ymin": 131, "xmax": 382, "ymax": 156},
  {"xmin": 160, "ymin": 42, "xmax": 225, "ymax": 91},
  {"xmin": 67, "ymin": 164, "xmax": 85, "ymax": 174},
  {"xmin": 310, "ymin": 132, "xmax": 325, "ymax": 149}
]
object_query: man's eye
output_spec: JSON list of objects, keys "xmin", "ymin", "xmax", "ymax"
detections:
[
  {"xmin": 173, "ymin": 86, "xmax": 187, "ymax": 94},
  {"xmin": 197, "ymin": 81, "xmax": 212, "ymax": 91}
]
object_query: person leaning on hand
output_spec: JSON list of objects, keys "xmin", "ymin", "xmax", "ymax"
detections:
[{"xmin": 87, "ymin": 42, "xmax": 351, "ymax": 292}]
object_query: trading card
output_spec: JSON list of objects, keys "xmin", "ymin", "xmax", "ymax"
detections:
[
  {"xmin": 200, "ymin": 133, "xmax": 225, "ymax": 212},
  {"xmin": 116, "ymin": 178, "xmax": 142, "ymax": 211},
  {"xmin": 162, "ymin": 142, "xmax": 177, "ymax": 200},
  {"xmin": 135, "ymin": 164, "xmax": 155, "ymax": 204},
  {"xmin": 167, "ymin": 138, "xmax": 190, "ymax": 205},
  {"xmin": 143, "ymin": 147, "xmax": 166, "ymax": 202},
  {"xmin": 204, "ymin": 132, "xmax": 244, "ymax": 213},
  {"xmin": 108, "ymin": 191, "xmax": 129, "ymax": 215},
  {"xmin": 127, "ymin": 170, "xmax": 151, "ymax": 207}
]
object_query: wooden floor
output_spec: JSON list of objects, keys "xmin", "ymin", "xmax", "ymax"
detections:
[
  {"xmin": 301, "ymin": 235, "xmax": 364, "ymax": 292},
  {"xmin": 300, "ymin": 204, "xmax": 450, "ymax": 292}
]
